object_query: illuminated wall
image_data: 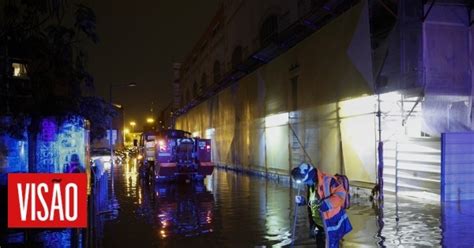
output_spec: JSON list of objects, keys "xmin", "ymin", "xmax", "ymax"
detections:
[
  {"xmin": 0, "ymin": 116, "xmax": 88, "ymax": 184},
  {"xmin": 176, "ymin": 2, "xmax": 376, "ymax": 183},
  {"xmin": 0, "ymin": 134, "xmax": 28, "ymax": 185},
  {"xmin": 36, "ymin": 117, "xmax": 88, "ymax": 173}
]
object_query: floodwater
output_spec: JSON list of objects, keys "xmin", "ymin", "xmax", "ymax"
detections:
[
  {"xmin": 2, "ymin": 158, "xmax": 474, "ymax": 247},
  {"xmin": 99, "ymin": 159, "xmax": 449, "ymax": 248}
]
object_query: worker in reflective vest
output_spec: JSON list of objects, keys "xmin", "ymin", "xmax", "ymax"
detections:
[{"xmin": 291, "ymin": 163, "xmax": 352, "ymax": 248}]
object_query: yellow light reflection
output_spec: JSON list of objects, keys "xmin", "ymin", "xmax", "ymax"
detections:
[
  {"xmin": 160, "ymin": 229, "xmax": 167, "ymax": 238},
  {"xmin": 123, "ymin": 157, "xmax": 138, "ymax": 198}
]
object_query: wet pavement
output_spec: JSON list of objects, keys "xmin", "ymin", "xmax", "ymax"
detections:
[
  {"xmin": 2, "ymin": 157, "xmax": 474, "ymax": 247},
  {"xmin": 99, "ymin": 159, "xmax": 451, "ymax": 248}
]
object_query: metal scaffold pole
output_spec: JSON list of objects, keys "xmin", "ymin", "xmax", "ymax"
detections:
[
  {"xmin": 377, "ymin": 94, "xmax": 384, "ymax": 203},
  {"xmin": 288, "ymin": 122, "xmax": 313, "ymax": 165}
]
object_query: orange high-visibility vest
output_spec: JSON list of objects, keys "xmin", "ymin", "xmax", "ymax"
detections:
[{"xmin": 314, "ymin": 169, "xmax": 352, "ymax": 247}]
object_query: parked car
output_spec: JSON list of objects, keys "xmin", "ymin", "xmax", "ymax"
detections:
[
  {"xmin": 91, "ymin": 148, "xmax": 123, "ymax": 171},
  {"xmin": 91, "ymin": 148, "xmax": 113, "ymax": 170}
]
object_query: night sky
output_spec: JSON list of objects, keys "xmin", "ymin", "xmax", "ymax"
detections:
[{"xmin": 85, "ymin": 1, "xmax": 220, "ymax": 127}]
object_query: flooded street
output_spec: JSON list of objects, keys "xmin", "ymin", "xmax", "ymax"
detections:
[
  {"xmin": 2, "ymin": 157, "xmax": 474, "ymax": 247},
  {"xmin": 102, "ymin": 159, "xmax": 295, "ymax": 247},
  {"xmin": 3, "ymin": 1, "xmax": 474, "ymax": 247},
  {"xmin": 98, "ymin": 159, "xmax": 450, "ymax": 248}
]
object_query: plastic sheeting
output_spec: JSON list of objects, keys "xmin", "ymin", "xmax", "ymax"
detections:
[
  {"xmin": 377, "ymin": 2, "xmax": 474, "ymax": 137},
  {"xmin": 421, "ymin": 4, "xmax": 473, "ymax": 136},
  {"xmin": 176, "ymin": 2, "xmax": 376, "ymax": 182}
]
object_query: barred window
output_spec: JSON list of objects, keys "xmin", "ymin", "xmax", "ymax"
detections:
[
  {"xmin": 200, "ymin": 73, "xmax": 207, "ymax": 91},
  {"xmin": 213, "ymin": 60, "xmax": 221, "ymax": 84},
  {"xmin": 231, "ymin": 46, "xmax": 242, "ymax": 71},
  {"xmin": 192, "ymin": 81, "xmax": 198, "ymax": 98},
  {"xmin": 260, "ymin": 15, "xmax": 278, "ymax": 47}
]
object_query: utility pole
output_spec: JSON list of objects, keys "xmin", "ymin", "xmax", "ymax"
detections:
[{"xmin": 109, "ymin": 82, "xmax": 136, "ymax": 177}]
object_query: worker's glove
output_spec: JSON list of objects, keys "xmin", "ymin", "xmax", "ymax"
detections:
[
  {"xmin": 312, "ymin": 226, "xmax": 321, "ymax": 237},
  {"xmin": 309, "ymin": 199, "xmax": 323, "ymax": 209},
  {"xmin": 295, "ymin": 195, "xmax": 307, "ymax": 206}
]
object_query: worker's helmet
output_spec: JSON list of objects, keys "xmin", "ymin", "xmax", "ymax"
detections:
[{"xmin": 291, "ymin": 162, "xmax": 316, "ymax": 184}]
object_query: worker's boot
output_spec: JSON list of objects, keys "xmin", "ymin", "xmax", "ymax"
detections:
[{"xmin": 314, "ymin": 227, "xmax": 326, "ymax": 247}]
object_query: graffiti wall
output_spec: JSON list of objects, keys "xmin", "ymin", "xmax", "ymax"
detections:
[
  {"xmin": 36, "ymin": 117, "xmax": 88, "ymax": 173},
  {"xmin": 0, "ymin": 135, "xmax": 28, "ymax": 185}
]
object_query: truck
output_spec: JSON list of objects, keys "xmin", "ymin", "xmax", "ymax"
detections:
[
  {"xmin": 138, "ymin": 131, "xmax": 158, "ymax": 162},
  {"xmin": 151, "ymin": 129, "xmax": 214, "ymax": 183}
]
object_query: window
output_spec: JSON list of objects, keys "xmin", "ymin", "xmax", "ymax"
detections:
[
  {"xmin": 298, "ymin": 0, "xmax": 307, "ymax": 17},
  {"xmin": 213, "ymin": 60, "xmax": 221, "ymax": 84},
  {"xmin": 193, "ymin": 81, "xmax": 198, "ymax": 98},
  {"xmin": 200, "ymin": 73, "xmax": 207, "ymax": 91},
  {"xmin": 260, "ymin": 15, "xmax": 278, "ymax": 47},
  {"xmin": 231, "ymin": 46, "xmax": 242, "ymax": 71},
  {"xmin": 12, "ymin": 63, "xmax": 28, "ymax": 78},
  {"xmin": 185, "ymin": 89, "xmax": 191, "ymax": 103}
]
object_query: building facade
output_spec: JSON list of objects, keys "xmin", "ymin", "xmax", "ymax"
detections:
[{"xmin": 174, "ymin": 0, "xmax": 474, "ymax": 199}]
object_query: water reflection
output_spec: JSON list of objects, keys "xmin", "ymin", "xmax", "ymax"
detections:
[
  {"xmin": 154, "ymin": 183, "xmax": 214, "ymax": 238},
  {"xmin": 339, "ymin": 196, "xmax": 442, "ymax": 248},
  {"xmin": 123, "ymin": 158, "xmax": 138, "ymax": 199},
  {"xmin": 442, "ymin": 200, "xmax": 474, "ymax": 247},
  {"xmin": 1, "ymin": 158, "xmax": 468, "ymax": 247}
]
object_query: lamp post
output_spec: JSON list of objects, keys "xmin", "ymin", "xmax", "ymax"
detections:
[{"xmin": 109, "ymin": 82, "xmax": 136, "ymax": 177}]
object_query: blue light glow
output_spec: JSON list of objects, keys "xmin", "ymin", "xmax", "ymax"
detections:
[{"xmin": 36, "ymin": 116, "xmax": 87, "ymax": 173}]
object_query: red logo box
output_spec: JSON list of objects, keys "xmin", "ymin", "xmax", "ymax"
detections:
[{"xmin": 8, "ymin": 173, "xmax": 87, "ymax": 228}]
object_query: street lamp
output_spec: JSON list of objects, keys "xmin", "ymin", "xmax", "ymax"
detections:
[
  {"xmin": 109, "ymin": 82, "xmax": 136, "ymax": 177},
  {"xmin": 146, "ymin": 117, "xmax": 155, "ymax": 124}
]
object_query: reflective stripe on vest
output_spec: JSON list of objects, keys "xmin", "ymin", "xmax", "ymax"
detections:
[
  {"xmin": 326, "ymin": 213, "xmax": 349, "ymax": 232},
  {"xmin": 323, "ymin": 176, "xmax": 331, "ymax": 197},
  {"xmin": 335, "ymin": 191, "xmax": 345, "ymax": 199}
]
